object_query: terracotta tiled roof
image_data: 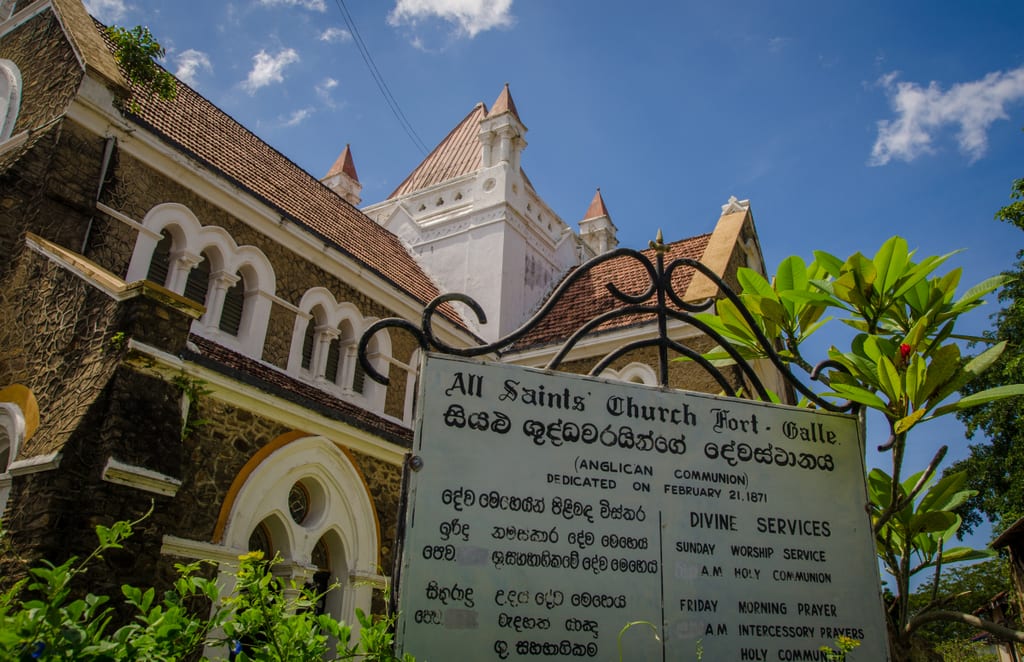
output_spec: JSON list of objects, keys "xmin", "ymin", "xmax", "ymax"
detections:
[
  {"xmin": 583, "ymin": 188, "xmax": 611, "ymax": 221},
  {"xmin": 186, "ymin": 335, "xmax": 412, "ymax": 447},
  {"xmin": 99, "ymin": 27, "xmax": 445, "ymax": 315},
  {"xmin": 326, "ymin": 144, "xmax": 359, "ymax": 182},
  {"xmin": 511, "ymin": 234, "xmax": 713, "ymax": 350},
  {"xmin": 388, "ymin": 102, "xmax": 487, "ymax": 199}
]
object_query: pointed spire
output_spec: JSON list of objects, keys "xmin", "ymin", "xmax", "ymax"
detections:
[
  {"xmin": 583, "ymin": 187, "xmax": 611, "ymax": 221},
  {"xmin": 488, "ymin": 82, "xmax": 521, "ymax": 121},
  {"xmin": 578, "ymin": 187, "xmax": 618, "ymax": 255},
  {"xmin": 321, "ymin": 143, "xmax": 362, "ymax": 206},
  {"xmin": 326, "ymin": 143, "xmax": 359, "ymax": 182}
]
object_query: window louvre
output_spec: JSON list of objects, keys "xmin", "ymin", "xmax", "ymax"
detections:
[
  {"xmin": 325, "ymin": 338, "xmax": 340, "ymax": 382},
  {"xmin": 301, "ymin": 319, "xmax": 315, "ymax": 370},
  {"xmin": 352, "ymin": 357, "xmax": 366, "ymax": 394},
  {"xmin": 146, "ymin": 231, "xmax": 172, "ymax": 286},
  {"xmin": 184, "ymin": 254, "xmax": 210, "ymax": 305},
  {"xmin": 219, "ymin": 276, "xmax": 245, "ymax": 335}
]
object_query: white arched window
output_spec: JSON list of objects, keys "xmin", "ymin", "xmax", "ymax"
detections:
[
  {"xmin": 215, "ymin": 436, "xmax": 379, "ymax": 639},
  {"xmin": 126, "ymin": 203, "xmax": 275, "ymax": 358},
  {"xmin": 288, "ymin": 291, "xmax": 389, "ymax": 412},
  {"xmin": 0, "ymin": 59, "xmax": 22, "ymax": 142}
]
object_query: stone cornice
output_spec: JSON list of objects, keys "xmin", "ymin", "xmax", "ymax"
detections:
[{"xmin": 102, "ymin": 457, "xmax": 182, "ymax": 497}]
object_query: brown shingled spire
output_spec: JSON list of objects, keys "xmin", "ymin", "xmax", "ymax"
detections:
[
  {"xmin": 321, "ymin": 143, "xmax": 362, "ymax": 205},
  {"xmin": 583, "ymin": 187, "xmax": 611, "ymax": 221},
  {"xmin": 326, "ymin": 143, "xmax": 359, "ymax": 182},
  {"xmin": 488, "ymin": 83, "xmax": 521, "ymax": 121},
  {"xmin": 578, "ymin": 187, "xmax": 618, "ymax": 255}
]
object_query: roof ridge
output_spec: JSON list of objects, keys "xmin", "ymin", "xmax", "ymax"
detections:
[
  {"xmin": 94, "ymin": 19, "xmax": 461, "ymax": 325},
  {"xmin": 387, "ymin": 101, "xmax": 488, "ymax": 199}
]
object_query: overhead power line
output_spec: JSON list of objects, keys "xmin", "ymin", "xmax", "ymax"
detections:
[{"xmin": 332, "ymin": 0, "xmax": 430, "ymax": 155}]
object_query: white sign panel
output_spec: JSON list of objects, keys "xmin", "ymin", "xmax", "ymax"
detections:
[{"xmin": 396, "ymin": 355, "xmax": 888, "ymax": 661}]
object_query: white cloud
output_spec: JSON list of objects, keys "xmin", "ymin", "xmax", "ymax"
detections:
[
  {"xmin": 258, "ymin": 0, "xmax": 326, "ymax": 11},
  {"xmin": 767, "ymin": 37, "xmax": 789, "ymax": 54},
  {"xmin": 242, "ymin": 48, "xmax": 300, "ymax": 94},
  {"xmin": 284, "ymin": 107, "xmax": 315, "ymax": 126},
  {"xmin": 388, "ymin": 0, "xmax": 514, "ymax": 38},
  {"xmin": 174, "ymin": 49, "xmax": 212, "ymax": 87},
  {"xmin": 316, "ymin": 76, "xmax": 338, "ymax": 99},
  {"xmin": 320, "ymin": 27, "xmax": 352, "ymax": 43},
  {"xmin": 870, "ymin": 66, "xmax": 1024, "ymax": 166},
  {"xmin": 84, "ymin": 0, "xmax": 129, "ymax": 23}
]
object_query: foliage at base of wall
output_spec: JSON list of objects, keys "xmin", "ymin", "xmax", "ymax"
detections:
[{"xmin": 0, "ymin": 515, "xmax": 415, "ymax": 661}]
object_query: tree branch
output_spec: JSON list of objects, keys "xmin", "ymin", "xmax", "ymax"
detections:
[
  {"xmin": 907, "ymin": 610, "xmax": 1024, "ymax": 643},
  {"xmin": 873, "ymin": 445, "xmax": 948, "ymax": 535}
]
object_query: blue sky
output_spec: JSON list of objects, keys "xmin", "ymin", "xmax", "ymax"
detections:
[{"xmin": 86, "ymin": 0, "xmax": 1023, "ymax": 547}]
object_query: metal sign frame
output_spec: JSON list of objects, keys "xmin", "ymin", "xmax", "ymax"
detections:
[{"xmin": 357, "ymin": 237, "xmax": 886, "ymax": 660}]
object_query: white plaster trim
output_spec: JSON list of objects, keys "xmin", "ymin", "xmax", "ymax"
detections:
[
  {"xmin": 0, "ymin": 401, "xmax": 25, "ymax": 465},
  {"xmin": 503, "ymin": 317, "xmax": 704, "ymax": 366},
  {"xmin": 7, "ymin": 450, "xmax": 61, "ymax": 475},
  {"xmin": 96, "ymin": 202, "xmax": 159, "ymax": 238},
  {"xmin": 24, "ymin": 233, "xmax": 131, "ymax": 301},
  {"xmin": 0, "ymin": 128, "xmax": 27, "ymax": 156},
  {"xmin": 102, "ymin": 457, "xmax": 182, "ymax": 496},
  {"xmin": 161, "ymin": 534, "xmax": 244, "ymax": 565},
  {"xmin": 0, "ymin": 0, "xmax": 53, "ymax": 40},
  {"xmin": 349, "ymin": 569, "xmax": 388, "ymax": 590},
  {"xmin": 64, "ymin": 88, "xmax": 474, "ymax": 351},
  {"xmin": 0, "ymin": 473, "xmax": 10, "ymax": 488},
  {"xmin": 126, "ymin": 339, "xmax": 408, "ymax": 465}
]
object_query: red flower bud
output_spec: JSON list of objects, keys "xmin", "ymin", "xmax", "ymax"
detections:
[{"xmin": 899, "ymin": 343, "xmax": 912, "ymax": 361}]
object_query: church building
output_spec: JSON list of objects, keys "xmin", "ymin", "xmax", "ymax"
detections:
[{"xmin": 0, "ymin": 0, "xmax": 774, "ymax": 640}]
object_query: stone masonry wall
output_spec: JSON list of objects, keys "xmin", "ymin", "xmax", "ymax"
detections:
[
  {"xmin": 0, "ymin": 245, "xmax": 195, "ymax": 598},
  {"xmin": 557, "ymin": 335, "xmax": 740, "ymax": 395},
  {"xmin": 0, "ymin": 11, "xmax": 84, "ymax": 136},
  {"xmin": 95, "ymin": 137, "xmax": 421, "ymax": 419}
]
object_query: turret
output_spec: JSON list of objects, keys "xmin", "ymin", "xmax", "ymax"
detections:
[
  {"xmin": 578, "ymin": 188, "xmax": 618, "ymax": 255},
  {"xmin": 321, "ymin": 144, "xmax": 362, "ymax": 206}
]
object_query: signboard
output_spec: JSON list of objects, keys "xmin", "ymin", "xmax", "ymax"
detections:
[{"xmin": 396, "ymin": 354, "xmax": 889, "ymax": 661}]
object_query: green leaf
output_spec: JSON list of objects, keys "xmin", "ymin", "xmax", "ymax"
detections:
[
  {"xmin": 825, "ymin": 383, "xmax": 888, "ymax": 410},
  {"xmin": 954, "ymin": 274, "xmax": 1010, "ymax": 309},
  {"xmin": 876, "ymin": 355, "xmax": 900, "ymax": 402},
  {"xmin": 931, "ymin": 384, "xmax": 1024, "ymax": 418},
  {"xmin": 894, "ymin": 408, "xmax": 925, "ymax": 434},
  {"xmin": 909, "ymin": 510, "xmax": 957, "ymax": 535},
  {"xmin": 812, "ymin": 250, "xmax": 843, "ymax": 278},
  {"xmin": 867, "ymin": 469, "xmax": 894, "ymax": 510},
  {"xmin": 940, "ymin": 547, "xmax": 997, "ymax": 564},
  {"xmin": 776, "ymin": 255, "xmax": 809, "ymax": 293},
  {"xmin": 874, "ymin": 236, "xmax": 910, "ymax": 293},
  {"xmin": 917, "ymin": 472, "xmax": 969, "ymax": 513},
  {"xmin": 737, "ymin": 267, "xmax": 776, "ymax": 298},
  {"xmin": 905, "ymin": 354, "xmax": 926, "ymax": 408}
]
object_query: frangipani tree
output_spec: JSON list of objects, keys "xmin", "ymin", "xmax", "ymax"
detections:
[{"xmin": 690, "ymin": 236, "xmax": 1024, "ymax": 660}]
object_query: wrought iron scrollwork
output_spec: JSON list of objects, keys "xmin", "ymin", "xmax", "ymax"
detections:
[{"xmin": 358, "ymin": 236, "xmax": 855, "ymax": 413}]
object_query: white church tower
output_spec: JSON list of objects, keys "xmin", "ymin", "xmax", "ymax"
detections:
[{"xmin": 361, "ymin": 84, "xmax": 599, "ymax": 342}]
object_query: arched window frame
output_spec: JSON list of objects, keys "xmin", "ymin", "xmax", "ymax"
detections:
[
  {"xmin": 0, "ymin": 401, "xmax": 26, "ymax": 515},
  {"xmin": 608, "ymin": 362, "xmax": 658, "ymax": 386},
  {"xmin": 288, "ymin": 292, "xmax": 390, "ymax": 413},
  {"xmin": 127, "ymin": 203, "xmax": 275, "ymax": 358},
  {"xmin": 0, "ymin": 59, "xmax": 22, "ymax": 142},
  {"xmin": 215, "ymin": 436, "xmax": 379, "ymax": 642},
  {"xmin": 403, "ymin": 348, "xmax": 422, "ymax": 425}
]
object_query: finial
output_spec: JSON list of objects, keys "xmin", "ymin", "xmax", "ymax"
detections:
[{"xmin": 648, "ymin": 228, "xmax": 666, "ymax": 253}]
